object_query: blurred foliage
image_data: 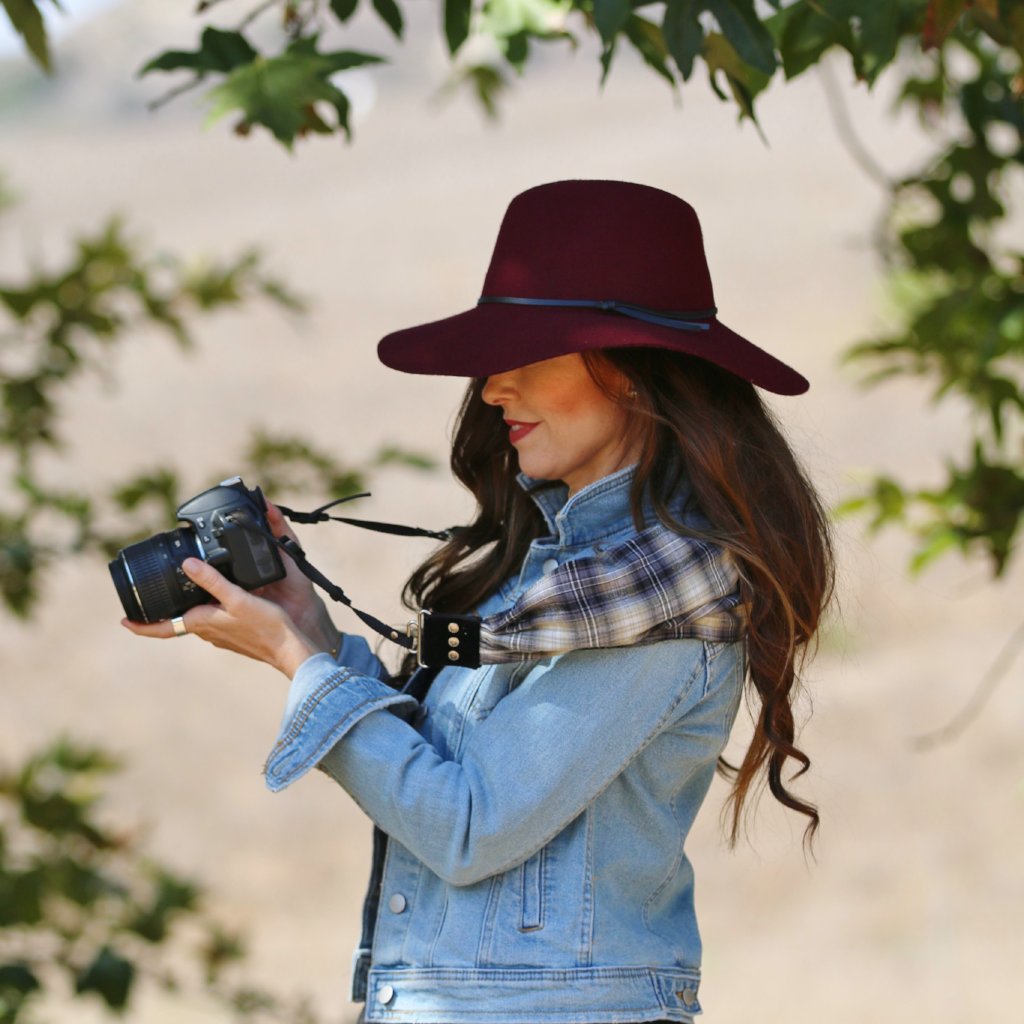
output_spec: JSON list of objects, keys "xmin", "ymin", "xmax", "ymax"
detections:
[
  {"xmin": 0, "ymin": 193, "xmax": 435, "ymax": 619},
  {"xmin": 5, "ymin": 1, "xmax": 1021, "ymax": 573},
  {"xmin": 120, "ymin": 1, "xmax": 1024, "ymax": 139},
  {"xmin": 6, "ymin": 0, "xmax": 1016, "ymax": 141},
  {"xmin": 0, "ymin": 737, "xmax": 324, "ymax": 1022},
  {"xmin": 838, "ymin": 21, "xmax": 1024, "ymax": 576},
  {"xmin": 0, "ymin": 199, "xmax": 303, "ymax": 618}
]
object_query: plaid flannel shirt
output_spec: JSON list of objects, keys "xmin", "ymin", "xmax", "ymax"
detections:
[{"xmin": 479, "ymin": 521, "xmax": 747, "ymax": 664}]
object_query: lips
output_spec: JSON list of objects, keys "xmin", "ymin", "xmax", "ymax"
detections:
[{"xmin": 505, "ymin": 419, "xmax": 539, "ymax": 443}]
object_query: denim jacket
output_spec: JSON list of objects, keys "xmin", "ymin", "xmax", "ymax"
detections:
[{"xmin": 264, "ymin": 466, "xmax": 745, "ymax": 1024}]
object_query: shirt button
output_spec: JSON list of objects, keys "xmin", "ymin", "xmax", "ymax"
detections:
[
  {"xmin": 388, "ymin": 893, "xmax": 407, "ymax": 913},
  {"xmin": 379, "ymin": 984, "xmax": 395, "ymax": 1005},
  {"xmin": 542, "ymin": 558, "xmax": 559, "ymax": 574}
]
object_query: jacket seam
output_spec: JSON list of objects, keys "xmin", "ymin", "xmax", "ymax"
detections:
[
  {"xmin": 267, "ymin": 668, "xmax": 355, "ymax": 759},
  {"xmin": 470, "ymin": 650, "xmax": 706, "ymax": 883},
  {"xmin": 578, "ymin": 804, "xmax": 595, "ymax": 967}
]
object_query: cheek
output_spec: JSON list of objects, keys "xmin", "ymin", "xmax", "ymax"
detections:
[{"xmin": 564, "ymin": 403, "xmax": 630, "ymax": 451}]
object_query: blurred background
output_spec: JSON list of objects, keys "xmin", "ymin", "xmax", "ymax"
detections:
[{"xmin": 1, "ymin": 1, "xmax": 1021, "ymax": 1021}]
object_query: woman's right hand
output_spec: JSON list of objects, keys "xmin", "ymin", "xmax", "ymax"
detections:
[{"xmin": 256, "ymin": 501, "xmax": 341, "ymax": 655}]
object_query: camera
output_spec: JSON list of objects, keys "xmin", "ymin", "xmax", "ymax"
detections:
[{"xmin": 109, "ymin": 477, "xmax": 285, "ymax": 623}]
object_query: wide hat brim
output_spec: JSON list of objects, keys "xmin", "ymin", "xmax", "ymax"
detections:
[
  {"xmin": 377, "ymin": 180, "xmax": 809, "ymax": 396},
  {"xmin": 378, "ymin": 302, "xmax": 808, "ymax": 395}
]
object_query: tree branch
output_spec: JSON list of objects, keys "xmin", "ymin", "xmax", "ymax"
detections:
[
  {"xmin": 913, "ymin": 615, "xmax": 1024, "ymax": 750},
  {"xmin": 239, "ymin": 0, "xmax": 282, "ymax": 31},
  {"xmin": 817, "ymin": 57, "xmax": 895, "ymax": 193},
  {"xmin": 147, "ymin": 75, "xmax": 206, "ymax": 112}
]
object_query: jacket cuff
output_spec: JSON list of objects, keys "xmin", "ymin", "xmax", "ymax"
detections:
[
  {"xmin": 335, "ymin": 634, "xmax": 389, "ymax": 679},
  {"xmin": 264, "ymin": 657, "xmax": 417, "ymax": 793}
]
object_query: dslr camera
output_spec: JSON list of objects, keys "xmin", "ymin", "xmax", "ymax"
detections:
[{"xmin": 109, "ymin": 477, "xmax": 285, "ymax": 623}]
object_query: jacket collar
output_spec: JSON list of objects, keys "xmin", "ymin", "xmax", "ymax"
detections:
[{"xmin": 518, "ymin": 464, "xmax": 646, "ymax": 547}]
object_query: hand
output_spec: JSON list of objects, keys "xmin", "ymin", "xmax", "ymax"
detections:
[
  {"xmin": 121, "ymin": 557, "xmax": 319, "ymax": 679},
  {"xmin": 254, "ymin": 501, "xmax": 341, "ymax": 653}
]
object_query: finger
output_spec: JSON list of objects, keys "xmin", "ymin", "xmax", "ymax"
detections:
[
  {"xmin": 266, "ymin": 500, "xmax": 286, "ymax": 530},
  {"xmin": 122, "ymin": 616, "xmax": 185, "ymax": 639},
  {"xmin": 266, "ymin": 501, "xmax": 299, "ymax": 543},
  {"xmin": 181, "ymin": 557, "xmax": 245, "ymax": 607}
]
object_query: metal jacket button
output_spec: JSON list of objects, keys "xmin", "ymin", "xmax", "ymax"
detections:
[
  {"xmin": 542, "ymin": 558, "xmax": 559, "ymax": 574},
  {"xmin": 380, "ymin": 984, "xmax": 395, "ymax": 1005},
  {"xmin": 388, "ymin": 893, "xmax": 407, "ymax": 913}
]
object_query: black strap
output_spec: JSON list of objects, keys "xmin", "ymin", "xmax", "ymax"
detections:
[
  {"xmin": 401, "ymin": 666, "xmax": 441, "ymax": 702},
  {"xmin": 272, "ymin": 533, "xmax": 416, "ymax": 652},
  {"xmin": 478, "ymin": 295, "xmax": 716, "ymax": 332},
  {"xmin": 229, "ymin": 499, "xmax": 481, "ymax": 667},
  {"xmin": 276, "ymin": 494, "xmax": 453, "ymax": 541}
]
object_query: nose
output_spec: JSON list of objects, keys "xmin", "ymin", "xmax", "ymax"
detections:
[{"xmin": 481, "ymin": 371, "xmax": 516, "ymax": 407}]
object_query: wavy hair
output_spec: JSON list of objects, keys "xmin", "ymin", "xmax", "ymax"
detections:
[{"xmin": 403, "ymin": 349, "xmax": 835, "ymax": 847}]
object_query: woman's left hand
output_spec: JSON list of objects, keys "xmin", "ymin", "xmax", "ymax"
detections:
[{"xmin": 121, "ymin": 557, "xmax": 319, "ymax": 679}]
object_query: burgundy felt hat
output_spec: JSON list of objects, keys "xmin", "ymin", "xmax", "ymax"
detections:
[{"xmin": 377, "ymin": 180, "xmax": 808, "ymax": 395}]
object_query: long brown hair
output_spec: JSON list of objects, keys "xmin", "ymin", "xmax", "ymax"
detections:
[{"xmin": 403, "ymin": 349, "xmax": 835, "ymax": 847}]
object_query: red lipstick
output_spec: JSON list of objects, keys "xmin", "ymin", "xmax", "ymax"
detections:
[{"xmin": 505, "ymin": 419, "xmax": 539, "ymax": 443}]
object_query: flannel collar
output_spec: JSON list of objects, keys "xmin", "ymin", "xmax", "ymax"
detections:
[{"xmin": 476, "ymin": 466, "xmax": 746, "ymax": 664}]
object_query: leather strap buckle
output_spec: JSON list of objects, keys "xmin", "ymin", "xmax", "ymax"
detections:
[{"xmin": 412, "ymin": 610, "xmax": 482, "ymax": 669}]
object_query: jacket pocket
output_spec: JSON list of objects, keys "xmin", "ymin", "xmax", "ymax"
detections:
[{"xmin": 519, "ymin": 847, "xmax": 546, "ymax": 931}]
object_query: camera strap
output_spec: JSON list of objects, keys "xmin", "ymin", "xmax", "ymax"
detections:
[
  {"xmin": 275, "ymin": 494, "xmax": 457, "ymax": 542},
  {"xmin": 237, "ymin": 496, "xmax": 483, "ymax": 670},
  {"xmin": 239, "ymin": 495, "xmax": 746, "ymax": 675}
]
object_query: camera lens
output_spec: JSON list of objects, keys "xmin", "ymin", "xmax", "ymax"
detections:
[{"xmin": 109, "ymin": 528, "xmax": 207, "ymax": 622}]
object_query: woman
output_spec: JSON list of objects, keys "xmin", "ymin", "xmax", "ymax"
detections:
[{"xmin": 124, "ymin": 180, "xmax": 834, "ymax": 1023}]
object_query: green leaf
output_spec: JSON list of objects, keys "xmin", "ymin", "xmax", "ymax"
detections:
[
  {"xmin": 75, "ymin": 946, "xmax": 135, "ymax": 1011},
  {"xmin": 453, "ymin": 62, "xmax": 509, "ymax": 116},
  {"xmin": 856, "ymin": 1, "xmax": 901, "ymax": 84},
  {"xmin": 623, "ymin": 14, "xmax": 676, "ymax": 87},
  {"xmin": 240, "ymin": 430, "xmax": 369, "ymax": 499},
  {"xmin": 593, "ymin": 0, "xmax": 631, "ymax": 45},
  {"xmin": 47, "ymin": 855, "xmax": 110, "ymax": 907},
  {"xmin": 127, "ymin": 870, "xmax": 201, "ymax": 943},
  {"xmin": 909, "ymin": 525, "xmax": 962, "ymax": 573},
  {"xmin": 1, "ymin": 0, "xmax": 53, "ymax": 72},
  {"xmin": 702, "ymin": 30, "xmax": 771, "ymax": 122},
  {"xmin": 138, "ymin": 27, "xmax": 259, "ymax": 77},
  {"xmin": 0, "ymin": 284, "xmax": 38, "ymax": 318},
  {"xmin": 504, "ymin": 29, "xmax": 529, "ymax": 67},
  {"xmin": 922, "ymin": 0, "xmax": 969, "ymax": 49},
  {"xmin": 203, "ymin": 46, "xmax": 383, "ymax": 146},
  {"xmin": 445, "ymin": 0, "xmax": 472, "ymax": 54},
  {"xmin": 970, "ymin": 4, "xmax": 1024, "ymax": 62},
  {"xmin": 770, "ymin": 0, "xmax": 853, "ymax": 80},
  {"xmin": 200, "ymin": 925, "xmax": 247, "ymax": 983},
  {"xmin": 0, "ymin": 961, "xmax": 41, "ymax": 1019},
  {"xmin": 372, "ymin": 0, "xmax": 404, "ymax": 38},
  {"xmin": 662, "ymin": 0, "xmax": 703, "ymax": 80},
  {"xmin": 0, "ymin": 515, "xmax": 38, "ymax": 618},
  {"xmin": 599, "ymin": 37, "xmax": 616, "ymax": 84},
  {"xmin": 869, "ymin": 477, "xmax": 908, "ymax": 529},
  {"xmin": 374, "ymin": 445, "xmax": 437, "ymax": 470},
  {"xmin": 111, "ymin": 470, "xmax": 180, "ymax": 527},
  {"xmin": 329, "ymin": 0, "xmax": 360, "ymax": 21},
  {"xmin": 706, "ymin": 0, "xmax": 777, "ymax": 75},
  {"xmin": 0, "ymin": 868, "xmax": 44, "ymax": 926},
  {"xmin": 0, "ymin": 962, "xmax": 40, "ymax": 996}
]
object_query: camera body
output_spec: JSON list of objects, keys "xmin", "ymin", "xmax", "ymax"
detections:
[{"xmin": 109, "ymin": 477, "xmax": 285, "ymax": 623}]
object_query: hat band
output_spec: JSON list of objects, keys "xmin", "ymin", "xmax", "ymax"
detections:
[{"xmin": 478, "ymin": 295, "xmax": 716, "ymax": 332}]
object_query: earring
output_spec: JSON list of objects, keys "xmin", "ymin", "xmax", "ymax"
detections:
[{"xmin": 626, "ymin": 387, "xmax": 638, "ymax": 400}]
